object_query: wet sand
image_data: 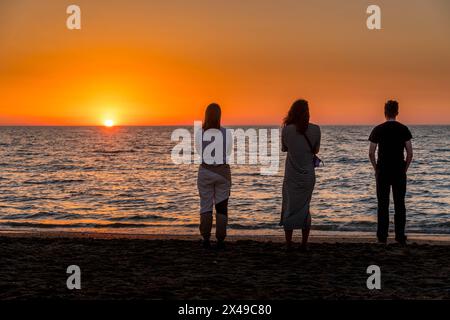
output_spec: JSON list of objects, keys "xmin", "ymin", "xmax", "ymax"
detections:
[{"xmin": 1, "ymin": 232, "xmax": 449, "ymax": 300}]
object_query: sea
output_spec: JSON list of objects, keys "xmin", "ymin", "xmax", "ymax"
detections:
[{"xmin": 0, "ymin": 126, "xmax": 449, "ymax": 237}]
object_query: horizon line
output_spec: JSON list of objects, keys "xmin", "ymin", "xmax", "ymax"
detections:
[{"xmin": 1, "ymin": 123, "xmax": 449, "ymax": 127}]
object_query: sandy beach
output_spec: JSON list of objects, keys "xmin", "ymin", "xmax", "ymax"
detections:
[{"xmin": 1, "ymin": 232, "xmax": 449, "ymax": 300}]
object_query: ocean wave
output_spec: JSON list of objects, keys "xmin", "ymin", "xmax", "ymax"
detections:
[
  {"xmin": 1, "ymin": 219, "xmax": 448, "ymax": 234},
  {"xmin": 234, "ymin": 172, "xmax": 261, "ymax": 177},
  {"xmin": 94, "ymin": 149, "xmax": 137, "ymax": 154},
  {"xmin": 434, "ymin": 148, "xmax": 450, "ymax": 152},
  {"xmin": 23, "ymin": 179, "xmax": 85, "ymax": 185},
  {"xmin": 15, "ymin": 150, "xmax": 38, "ymax": 156},
  {"xmin": 45, "ymin": 165, "xmax": 81, "ymax": 171},
  {"xmin": 1, "ymin": 211, "xmax": 87, "ymax": 220},
  {"xmin": 0, "ymin": 221, "xmax": 151, "ymax": 229},
  {"xmin": 0, "ymin": 196, "xmax": 55, "ymax": 202},
  {"xmin": 106, "ymin": 199, "xmax": 147, "ymax": 205},
  {"xmin": 422, "ymin": 221, "xmax": 450, "ymax": 230},
  {"xmin": 335, "ymin": 157, "xmax": 367, "ymax": 164},
  {"xmin": 108, "ymin": 214, "xmax": 176, "ymax": 222},
  {"xmin": 312, "ymin": 222, "xmax": 377, "ymax": 232},
  {"xmin": 228, "ymin": 222, "xmax": 278, "ymax": 230}
]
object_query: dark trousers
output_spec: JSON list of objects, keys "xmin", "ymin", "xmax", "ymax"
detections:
[
  {"xmin": 200, "ymin": 198, "xmax": 229, "ymax": 241},
  {"xmin": 376, "ymin": 169, "xmax": 407, "ymax": 241}
]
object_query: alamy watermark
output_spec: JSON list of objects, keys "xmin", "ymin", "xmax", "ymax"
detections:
[
  {"xmin": 66, "ymin": 265, "xmax": 81, "ymax": 290},
  {"xmin": 171, "ymin": 122, "xmax": 280, "ymax": 175},
  {"xmin": 367, "ymin": 5, "xmax": 381, "ymax": 30},
  {"xmin": 366, "ymin": 265, "xmax": 381, "ymax": 290},
  {"xmin": 66, "ymin": 4, "xmax": 81, "ymax": 30},
  {"xmin": 65, "ymin": 4, "xmax": 382, "ymax": 32}
]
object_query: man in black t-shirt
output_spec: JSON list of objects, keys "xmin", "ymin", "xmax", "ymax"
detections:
[{"xmin": 369, "ymin": 100, "xmax": 413, "ymax": 245}]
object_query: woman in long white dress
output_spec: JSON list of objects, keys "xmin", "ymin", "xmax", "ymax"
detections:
[{"xmin": 280, "ymin": 99, "xmax": 321, "ymax": 251}]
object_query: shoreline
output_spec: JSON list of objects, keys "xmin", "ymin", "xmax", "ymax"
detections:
[{"xmin": 1, "ymin": 229, "xmax": 450, "ymax": 245}]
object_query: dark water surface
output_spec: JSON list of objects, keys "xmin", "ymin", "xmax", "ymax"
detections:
[{"xmin": 0, "ymin": 126, "xmax": 448, "ymax": 235}]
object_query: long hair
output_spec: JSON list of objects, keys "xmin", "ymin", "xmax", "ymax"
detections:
[
  {"xmin": 203, "ymin": 103, "xmax": 221, "ymax": 130},
  {"xmin": 283, "ymin": 99, "xmax": 310, "ymax": 134}
]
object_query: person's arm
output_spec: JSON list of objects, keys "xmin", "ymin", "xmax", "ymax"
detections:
[
  {"xmin": 369, "ymin": 142, "xmax": 377, "ymax": 171},
  {"xmin": 405, "ymin": 140, "xmax": 413, "ymax": 172},
  {"xmin": 314, "ymin": 127, "xmax": 321, "ymax": 154},
  {"xmin": 281, "ymin": 127, "xmax": 288, "ymax": 152}
]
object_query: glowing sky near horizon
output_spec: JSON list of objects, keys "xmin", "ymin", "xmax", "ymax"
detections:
[{"xmin": 0, "ymin": 0, "xmax": 449, "ymax": 125}]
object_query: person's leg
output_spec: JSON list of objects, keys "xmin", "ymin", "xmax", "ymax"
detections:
[
  {"xmin": 300, "ymin": 213, "xmax": 311, "ymax": 250},
  {"xmin": 376, "ymin": 170, "xmax": 391, "ymax": 242},
  {"xmin": 198, "ymin": 168, "xmax": 214, "ymax": 247},
  {"xmin": 215, "ymin": 198, "xmax": 228, "ymax": 244},
  {"xmin": 392, "ymin": 171, "xmax": 407, "ymax": 243},
  {"xmin": 199, "ymin": 212, "xmax": 213, "ymax": 246},
  {"xmin": 300, "ymin": 228, "xmax": 310, "ymax": 249},
  {"xmin": 213, "ymin": 174, "xmax": 231, "ymax": 249},
  {"xmin": 284, "ymin": 229, "xmax": 293, "ymax": 248}
]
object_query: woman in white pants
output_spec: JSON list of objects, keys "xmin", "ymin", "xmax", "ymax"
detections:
[{"xmin": 196, "ymin": 103, "xmax": 232, "ymax": 250}]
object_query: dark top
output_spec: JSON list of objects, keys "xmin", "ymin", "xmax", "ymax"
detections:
[{"xmin": 369, "ymin": 121, "xmax": 412, "ymax": 170}]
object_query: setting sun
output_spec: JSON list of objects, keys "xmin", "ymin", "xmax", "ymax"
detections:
[
  {"xmin": 104, "ymin": 119, "xmax": 115, "ymax": 127},
  {"xmin": 0, "ymin": 0, "xmax": 450, "ymax": 127}
]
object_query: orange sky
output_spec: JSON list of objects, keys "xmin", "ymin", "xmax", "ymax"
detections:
[{"xmin": 1, "ymin": 0, "xmax": 449, "ymax": 125}]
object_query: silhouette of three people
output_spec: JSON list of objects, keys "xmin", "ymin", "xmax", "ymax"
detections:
[{"xmin": 196, "ymin": 99, "xmax": 413, "ymax": 250}]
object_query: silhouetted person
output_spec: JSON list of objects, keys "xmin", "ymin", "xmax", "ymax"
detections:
[
  {"xmin": 280, "ymin": 99, "xmax": 321, "ymax": 251},
  {"xmin": 195, "ymin": 103, "xmax": 232, "ymax": 250},
  {"xmin": 369, "ymin": 100, "xmax": 413, "ymax": 245}
]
